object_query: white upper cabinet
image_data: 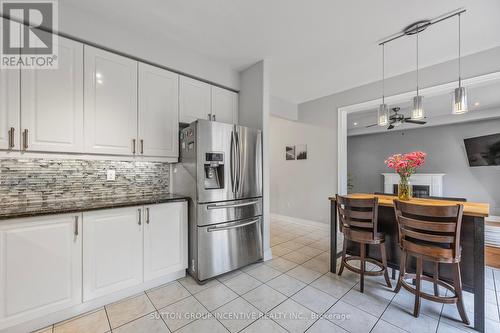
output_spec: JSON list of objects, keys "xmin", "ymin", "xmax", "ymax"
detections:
[
  {"xmin": 83, "ymin": 207, "xmax": 143, "ymax": 301},
  {"xmin": 144, "ymin": 202, "xmax": 188, "ymax": 281},
  {"xmin": 179, "ymin": 76, "xmax": 211, "ymax": 123},
  {"xmin": 0, "ymin": 214, "xmax": 82, "ymax": 329},
  {"xmin": 0, "ymin": 18, "xmax": 20, "ymax": 151},
  {"xmin": 84, "ymin": 46, "xmax": 138, "ymax": 155},
  {"xmin": 21, "ymin": 33, "xmax": 84, "ymax": 153},
  {"xmin": 138, "ymin": 63, "xmax": 179, "ymax": 157},
  {"xmin": 211, "ymin": 86, "xmax": 238, "ymax": 124}
]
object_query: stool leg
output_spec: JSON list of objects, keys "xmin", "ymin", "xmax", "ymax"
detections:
[
  {"xmin": 433, "ymin": 262, "xmax": 439, "ymax": 296},
  {"xmin": 453, "ymin": 263, "xmax": 470, "ymax": 325},
  {"xmin": 338, "ymin": 238, "xmax": 347, "ymax": 276},
  {"xmin": 414, "ymin": 256, "xmax": 423, "ymax": 317},
  {"xmin": 380, "ymin": 243, "xmax": 392, "ymax": 288},
  {"xmin": 394, "ymin": 251, "xmax": 406, "ymax": 293},
  {"xmin": 360, "ymin": 242, "xmax": 366, "ymax": 293}
]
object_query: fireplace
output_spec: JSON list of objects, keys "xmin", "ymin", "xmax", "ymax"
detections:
[
  {"xmin": 382, "ymin": 173, "xmax": 445, "ymax": 197},
  {"xmin": 392, "ymin": 184, "xmax": 430, "ymax": 198}
]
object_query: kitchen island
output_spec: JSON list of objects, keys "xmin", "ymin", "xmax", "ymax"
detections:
[{"xmin": 329, "ymin": 194, "xmax": 489, "ymax": 333}]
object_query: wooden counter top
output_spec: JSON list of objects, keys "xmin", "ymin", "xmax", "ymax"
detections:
[{"xmin": 329, "ymin": 193, "xmax": 490, "ymax": 217}]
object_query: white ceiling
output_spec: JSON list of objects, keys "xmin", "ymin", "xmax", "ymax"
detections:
[
  {"xmin": 347, "ymin": 81, "xmax": 500, "ymax": 136},
  {"xmin": 60, "ymin": 0, "xmax": 500, "ymax": 103}
]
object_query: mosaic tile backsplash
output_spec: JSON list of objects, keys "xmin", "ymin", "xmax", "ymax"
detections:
[{"xmin": 0, "ymin": 158, "xmax": 169, "ymax": 206}]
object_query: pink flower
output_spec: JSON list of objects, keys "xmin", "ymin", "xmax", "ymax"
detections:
[{"xmin": 384, "ymin": 151, "xmax": 426, "ymax": 178}]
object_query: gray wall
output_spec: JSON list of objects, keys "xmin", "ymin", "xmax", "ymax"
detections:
[
  {"xmin": 292, "ymin": 46, "xmax": 500, "ymax": 223},
  {"xmin": 270, "ymin": 116, "xmax": 333, "ymax": 223},
  {"xmin": 347, "ymin": 119, "xmax": 500, "ymax": 215}
]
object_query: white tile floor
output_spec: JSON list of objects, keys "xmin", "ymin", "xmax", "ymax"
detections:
[{"xmin": 34, "ymin": 217, "xmax": 500, "ymax": 333}]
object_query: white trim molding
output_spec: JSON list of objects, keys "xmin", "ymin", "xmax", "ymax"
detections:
[
  {"xmin": 337, "ymin": 71, "xmax": 500, "ymax": 195},
  {"xmin": 270, "ymin": 213, "xmax": 329, "ymax": 230}
]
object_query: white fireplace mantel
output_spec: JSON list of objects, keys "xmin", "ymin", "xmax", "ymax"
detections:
[{"xmin": 382, "ymin": 173, "xmax": 445, "ymax": 196}]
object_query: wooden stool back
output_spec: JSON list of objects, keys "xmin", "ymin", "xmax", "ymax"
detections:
[
  {"xmin": 336, "ymin": 195, "xmax": 378, "ymax": 239},
  {"xmin": 394, "ymin": 200, "xmax": 464, "ymax": 262}
]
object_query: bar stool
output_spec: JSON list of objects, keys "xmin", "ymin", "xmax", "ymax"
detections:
[
  {"xmin": 393, "ymin": 200, "xmax": 469, "ymax": 324},
  {"xmin": 336, "ymin": 195, "xmax": 392, "ymax": 293}
]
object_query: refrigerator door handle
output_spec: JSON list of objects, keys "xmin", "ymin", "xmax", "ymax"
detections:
[
  {"xmin": 230, "ymin": 130, "xmax": 237, "ymax": 194},
  {"xmin": 206, "ymin": 200, "xmax": 260, "ymax": 210},
  {"xmin": 235, "ymin": 129, "xmax": 241, "ymax": 194},
  {"xmin": 207, "ymin": 218, "xmax": 259, "ymax": 232}
]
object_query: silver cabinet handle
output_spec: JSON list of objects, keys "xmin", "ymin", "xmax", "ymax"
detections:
[
  {"xmin": 208, "ymin": 113, "xmax": 212, "ymax": 120},
  {"xmin": 8, "ymin": 127, "xmax": 14, "ymax": 148},
  {"xmin": 74, "ymin": 215, "xmax": 79, "ymax": 236},
  {"xmin": 138, "ymin": 209, "xmax": 142, "ymax": 225},
  {"xmin": 212, "ymin": 114, "xmax": 216, "ymax": 121},
  {"xmin": 22, "ymin": 129, "xmax": 28, "ymax": 150},
  {"xmin": 207, "ymin": 200, "xmax": 260, "ymax": 210},
  {"xmin": 207, "ymin": 218, "xmax": 259, "ymax": 232},
  {"xmin": 140, "ymin": 139, "xmax": 144, "ymax": 154},
  {"xmin": 132, "ymin": 139, "xmax": 136, "ymax": 154},
  {"xmin": 146, "ymin": 207, "xmax": 150, "ymax": 224}
]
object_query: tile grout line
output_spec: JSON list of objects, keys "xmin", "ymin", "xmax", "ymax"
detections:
[{"xmin": 103, "ymin": 305, "xmax": 112, "ymax": 332}]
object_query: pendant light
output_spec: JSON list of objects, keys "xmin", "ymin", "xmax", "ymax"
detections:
[
  {"xmin": 452, "ymin": 13, "xmax": 468, "ymax": 114},
  {"xmin": 378, "ymin": 44, "xmax": 389, "ymax": 126},
  {"xmin": 411, "ymin": 29, "xmax": 424, "ymax": 120}
]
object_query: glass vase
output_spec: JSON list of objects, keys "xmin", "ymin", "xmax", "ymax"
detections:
[{"xmin": 398, "ymin": 178, "xmax": 412, "ymax": 201}]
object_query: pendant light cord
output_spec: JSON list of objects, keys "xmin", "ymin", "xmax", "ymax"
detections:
[
  {"xmin": 458, "ymin": 13, "xmax": 462, "ymax": 87},
  {"xmin": 416, "ymin": 29, "xmax": 419, "ymax": 96},
  {"xmin": 382, "ymin": 44, "xmax": 385, "ymax": 103}
]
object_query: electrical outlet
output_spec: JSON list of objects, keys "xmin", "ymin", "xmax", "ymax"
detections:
[{"xmin": 106, "ymin": 169, "xmax": 116, "ymax": 181}]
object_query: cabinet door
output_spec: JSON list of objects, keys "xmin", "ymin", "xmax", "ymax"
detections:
[
  {"xmin": 0, "ymin": 18, "xmax": 20, "ymax": 151},
  {"xmin": 84, "ymin": 46, "xmax": 138, "ymax": 155},
  {"xmin": 179, "ymin": 76, "xmax": 211, "ymax": 123},
  {"xmin": 138, "ymin": 63, "xmax": 179, "ymax": 157},
  {"xmin": 144, "ymin": 202, "xmax": 187, "ymax": 281},
  {"xmin": 0, "ymin": 214, "xmax": 82, "ymax": 329},
  {"xmin": 211, "ymin": 86, "xmax": 238, "ymax": 124},
  {"xmin": 83, "ymin": 207, "xmax": 143, "ymax": 301},
  {"xmin": 21, "ymin": 33, "xmax": 84, "ymax": 153}
]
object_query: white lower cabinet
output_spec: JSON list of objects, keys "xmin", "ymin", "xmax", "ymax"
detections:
[
  {"xmin": 0, "ymin": 214, "xmax": 82, "ymax": 330},
  {"xmin": 144, "ymin": 202, "xmax": 188, "ymax": 281},
  {"xmin": 0, "ymin": 201, "xmax": 187, "ymax": 330},
  {"xmin": 83, "ymin": 206, "xmax": 143, "ymax": 301}
]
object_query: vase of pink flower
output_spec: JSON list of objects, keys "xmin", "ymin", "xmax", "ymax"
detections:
[{"xmin": 384, "ymin": 151, "xmax": 426, "ymax": 200}]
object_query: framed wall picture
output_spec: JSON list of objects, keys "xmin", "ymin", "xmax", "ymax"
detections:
[
  {"xmin": 286, "ymin": 145, "xmax": 295, "ymax": 160},
  {"xmin": 296, "ymin": 144, "xmax": 307, "ymax": 160}
]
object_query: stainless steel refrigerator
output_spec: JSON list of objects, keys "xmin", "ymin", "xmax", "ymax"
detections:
[{"xmin": 173, "ymin": 120, "xmax": 263, "ymax": 282}]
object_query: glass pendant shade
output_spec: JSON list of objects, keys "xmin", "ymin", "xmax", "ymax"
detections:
[
  {"xmin": 378, "ymin": 103, "xmax": 389, "ymax": 126},
  {"xmin": 411, "ymin": 95, "xmax": 424, "ymax": 120},
  {"xmin": 452, "ymin": 86, "xmax": 468, "ymax": 114}
]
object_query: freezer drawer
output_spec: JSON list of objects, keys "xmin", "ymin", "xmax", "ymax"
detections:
[
  {"xmin": 197, "ymin": 197, "xmax": 262, "ymax": 226},
  {"xmin": 197, "ymin": 217, "xmax": 263, "ymax": 281}
]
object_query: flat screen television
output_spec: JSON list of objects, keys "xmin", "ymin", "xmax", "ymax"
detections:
[{"xmin": 464, "ymin": 133, "xmax": 500, "ymax": 166}]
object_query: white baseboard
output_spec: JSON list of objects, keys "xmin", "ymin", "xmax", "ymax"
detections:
[
  {"xmin": 3, "ymin": 270, "xmax": 186, "ymax": 333},
  {"xmin": 271, "ymin": 213, "xmax": 329, "ymax": 229},
  {"xmin": 263, "ymin": 248, "xmax": 273, "ymax": 261}
]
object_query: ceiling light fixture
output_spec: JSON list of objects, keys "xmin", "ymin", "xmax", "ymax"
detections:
[
  {"xmin": 452, "ymin": 13, "xmax": 468, "ymax": 115},
  {"xmin": 411, "ymin": 28, "xmax": 424, "ymax": 120},
  {"xmin": 474, "ymin": 102, "xmax": 480, "ymax": 106},
  {"xmin": 378, "ymin": 44, "xmax": 389, "ymax": 126},
  {"xmin": 353, "ymin": 122, "xmax": 358, "ymax": 126}
]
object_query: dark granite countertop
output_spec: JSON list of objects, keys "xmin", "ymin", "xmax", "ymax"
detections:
[{"xmin": 0, "ymin": 193, "xmax": 189, "ymax": 220}]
